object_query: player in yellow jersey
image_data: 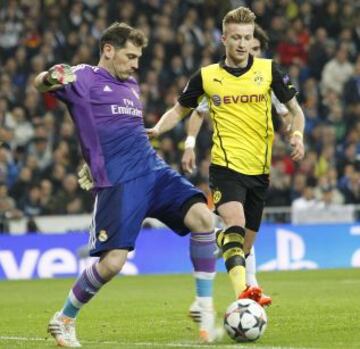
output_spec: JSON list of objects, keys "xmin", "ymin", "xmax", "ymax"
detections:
[
  {"xmin": 182, "ymin": 24, "xmax": 291, "ymax": 175},
  {"xmin": 182, "ymin": 24, "xmax": 291, "ymax": 312},
  {"xmin": 147, "ymin": 7, "xmax": 305, "ymax": 305}
]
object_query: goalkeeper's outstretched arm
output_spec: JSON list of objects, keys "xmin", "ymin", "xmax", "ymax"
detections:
[{"xmin": 34, "ymin": 64, "xmax": 76, "ymax": 93}]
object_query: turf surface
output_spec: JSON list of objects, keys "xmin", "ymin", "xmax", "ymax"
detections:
[{"xmin": 0, "ymin": 269, "xmax": 359, "ymax": 349}]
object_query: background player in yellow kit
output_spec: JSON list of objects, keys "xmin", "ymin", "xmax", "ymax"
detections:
[{"xmin": 147, "ymin": 7, "xmax": 305, "ymax": 305}]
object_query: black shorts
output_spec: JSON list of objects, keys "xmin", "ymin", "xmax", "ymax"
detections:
[{"xmin": 209, "ymin": 164, "xmax": 269, "ymax": 232}]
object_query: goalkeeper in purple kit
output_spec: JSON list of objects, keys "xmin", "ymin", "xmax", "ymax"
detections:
[{"xmin": 34, "ymin": 22, "xmax": 221, "ymax": 347}]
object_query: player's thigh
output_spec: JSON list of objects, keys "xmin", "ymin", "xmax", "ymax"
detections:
[
  {"xmin": 209, "ymin": 165, "xmax": 247, "ymax": 227},
  {"xmin": 89, "ymin": 176, "xmax": 154, "ymax": 257},
  {"xmin": 149, "ymin": 167, "xmax": 207, "ymax": 235}
]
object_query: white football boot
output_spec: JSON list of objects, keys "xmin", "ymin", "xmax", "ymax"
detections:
[
  {"xmin": 189, "ymin": 299, "xmax": 224, "ymax": 343},
  {"xmin": 188, "ymin": 299, "xmax": 202, "ymax": 323},
  {"xmin": 48, "ymin": 312, "xmax": 81, "ymax": 347}
]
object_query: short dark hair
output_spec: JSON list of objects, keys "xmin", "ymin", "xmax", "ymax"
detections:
[
  {"xmin": 254, "ymin": 24, "xmax": 269, "ymax": 50},
  {"xmin": 99, "ymin": 22, "xmax": 148, "ymax": 53}
]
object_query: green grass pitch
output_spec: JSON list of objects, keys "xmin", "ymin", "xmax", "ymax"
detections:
[{"xmin": 1, "ymin": 269, "xmax": 360, "ymax": 349}]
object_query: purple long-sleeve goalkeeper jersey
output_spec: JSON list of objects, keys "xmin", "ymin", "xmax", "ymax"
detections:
[{"xmin": 51, "ymin": 64, "xmax": 166, "ymax": 188}]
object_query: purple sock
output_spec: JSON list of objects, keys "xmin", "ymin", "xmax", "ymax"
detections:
[
  {"xmin": 62, "ymin": 263, "xmax": 106, "ymax": 318},
  {"xmin": 190, "ymin": 232, "xmax": 217, "ymax": 298},
  {"xmin": 190, "ymin": 231, "xmax": 217, "ymax": 273}
]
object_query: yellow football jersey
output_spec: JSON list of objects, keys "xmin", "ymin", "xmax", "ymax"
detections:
[{"xmin": 201, "ymin": 58, "xmax": 274, "ymax": 175}]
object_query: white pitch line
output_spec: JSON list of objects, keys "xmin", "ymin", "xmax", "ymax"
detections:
[{"xmin": 0, "ymin": 336, "xmax": 311, "ymax": 349}]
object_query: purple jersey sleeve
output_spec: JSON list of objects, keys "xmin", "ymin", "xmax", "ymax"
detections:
[{"xmin": 51, "ymin": 64, "xmax": 95, "ymax": 103}]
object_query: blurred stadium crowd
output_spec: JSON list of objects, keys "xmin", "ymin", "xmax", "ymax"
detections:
[{"xmin": 0, "ymin": 0, "xmax": 359, "ymax": 227}]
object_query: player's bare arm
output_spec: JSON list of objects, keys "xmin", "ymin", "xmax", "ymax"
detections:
[
  {"xmin": 182, "ymin": 109, "xmax": 206, "ymax": 174},
  {"xmin": 285, "ymin": 96, "xmax": 305, "ymax": 162},
  {"xmin": 34, "ymin": 64, "xmax": 76, "ymax": 93},
  {"xmin": 281, "ymin": 111, "xmax": 293, "ymax": 134},
  {"xmin": 151, "ymin": 61, "xmax": 205, "ymax": 140},
  {"xmin": 277, "ymin": 109, "xmax": 294, "ymax": 135},
  {"xmin": 146, "ymin": 102, "xmax": 191, "ymax": 138}
]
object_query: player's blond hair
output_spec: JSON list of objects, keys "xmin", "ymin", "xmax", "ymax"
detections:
[{"xmin": 222, "ymin": 7, "xmax": 256, "ymax": 33}]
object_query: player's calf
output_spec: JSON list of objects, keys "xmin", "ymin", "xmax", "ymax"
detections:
[{"xmin": 220, "ymin": 226, "xmax": 247, "ymax": 297}]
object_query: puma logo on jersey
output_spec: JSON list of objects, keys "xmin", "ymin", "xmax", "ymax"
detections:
[{"xmin": 213, "ymin": 78, "xmax": 224, "ymax": 85}]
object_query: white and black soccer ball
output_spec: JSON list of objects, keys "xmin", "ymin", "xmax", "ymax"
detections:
[{"xmin": 224, "ymin": 299, "xmax": 267, "ymax": 342}]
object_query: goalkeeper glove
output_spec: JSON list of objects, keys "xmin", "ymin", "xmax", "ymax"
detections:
[
  {"xmin": 78, "ymin": 163, "xmax": 94, "ymax": 191},
  {"xmin": 43, "ymin": 64, "xmax": 76, "ymax": 86}
]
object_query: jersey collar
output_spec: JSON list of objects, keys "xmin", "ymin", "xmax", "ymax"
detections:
[
  {"xmin": 96, "ymin": 66, "xmax": 136, "ymax": 85},
  {"xmin": 220, "ymin": 54, "xmax": 254, "ymax": 77}
]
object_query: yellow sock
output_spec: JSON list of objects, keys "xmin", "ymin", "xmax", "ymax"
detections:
[{"xmin": 229, "ymin": 266, "xmax": 247, "ymax": 297}]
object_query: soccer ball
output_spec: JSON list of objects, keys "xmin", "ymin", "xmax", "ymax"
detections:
[{"xmin": 224, "ymin": 299, "xmax": 267, "ymax": 342}]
